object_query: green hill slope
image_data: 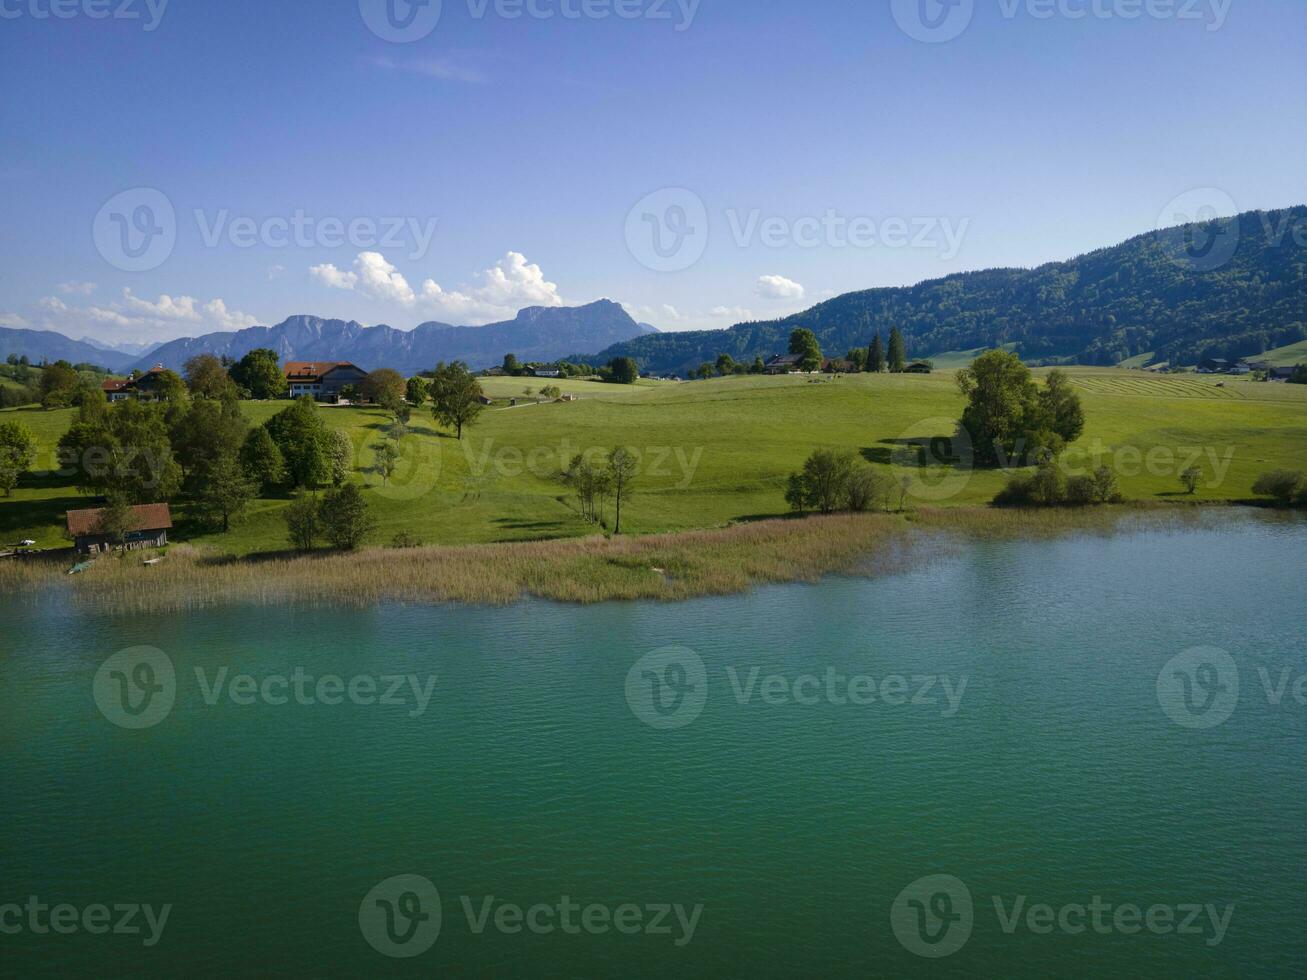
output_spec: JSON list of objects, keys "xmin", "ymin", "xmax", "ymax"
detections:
[{"xmin": 598, "ymin": 207, "xmax": 1307, "ymax": 374}]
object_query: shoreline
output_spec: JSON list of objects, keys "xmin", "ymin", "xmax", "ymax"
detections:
[{"xmin": 0, "ymin": 504, "xmax": 1288, "ymax": 615}]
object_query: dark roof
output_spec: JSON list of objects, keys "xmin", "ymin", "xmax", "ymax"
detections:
[
  {"xmin": 284, "ymin": 361, "xmax": 362, "ymax": 381},
  {"xmin": 66, "ymin": 503, "xmax": 173, "ymax": 537},
  {"xmin": 766, "ymin": 354, "xmax": 803, "ymax": 366}
]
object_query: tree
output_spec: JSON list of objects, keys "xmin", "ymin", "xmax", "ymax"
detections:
[
  {"xmin": 607, "ymin": 447, "xmax": 638, "ymax": 534},
  {"xmin": 1180, "ymin": 466, "xmax": 1202, "ymax": 495},
  {"xmin": 844, "ymin": 465, "xmax": 892, "ymax": 512},
  {"xmin": 319, "ymin": 483, "xmax": 377, "ymax": 549},
  {"xmin": 0, "ymin": 420, "xmax": 37, "ymax": 496},
  {"xmin": 197, "ymin": 449, "xmax": 256, "ymax": 532},
  {"xmin": 561, "ymin": 453, "xmax": 611, "ymax": 524},
  {"xmin": 183, "ymin": 354, "xmax": 235, "ymax": 399},
  {"xmin": 867, "ymin": 334, "xmax": 886, "ymax": 373},
  {"xmin": 503, "ymin": 353, "xmax": 522, "ymax": 376},
  {"xmin": 39, "ymin": 361, "xmax": 80, "ymax": 409},
  {"xmin": 283, "ymin": 494, "xmax": 320, "ymax": 551},
  {"xmin": 1290, "ymin": 365, "xmax": 1307, "ymax": 385},
  {"xmin": 361, "ymin": 368, "xmax": 407, "ymax": 413},
  {"xmin": 788, "ymin": 329, "xmax": 823, "ymax": 372},
  {"xmin": 1252, "ymin": 470, "xmax": 1305, "ymax": 506},
  {"xmin": 57, "ymin": 399, "xmax": 181, "ymax": 502},
  {"xmin": 94, "ymin": 492, "xmax": 136, "ymax": 550},
  {"xmin": 375, "ymin": 441, "xmax": 400, "ymax": 485},
  {"xmin": 329, "ymin": 430, "xmax": 353, "ymax": 486},
  {"xmin": 750, "ymin": 356, "xmax": 766, "ymax": 375},
  {"xmin": 887, "ymin": 328, "xmax": 907, "ymax": 373},
  {"xmin": 406, "ymin": 377, "xmax": 430, "ymax": 405},
  {"xmin": 229, "ymin": 349, "xmax": 287, "ymax": 400},
  {"xmin": 788, "ymin": 449, "xmax": 857, "ymax": 514},
  {"xmin": 240, "ymin": 426, "xmax": 287, "ymax": 493},
  {"xmin": 171, "ymin": 396, "xmax": 247, "ymax": 489},
  {"xmin": 1037, "ymin": 369, "xmax": 1085, "ymax": 444},
  {"xmin": 264, "ymin": 397, "xmax": 333, "ymax": 488},
  {"xmin": 956, "ymin": 349, "xmax": 1042, "ymax": 467},
  {"xmin": 429, "ymin": 361, "xmax": 485, "ymax": 440},
  {"xmin": 715, "ymin": 353, "xmax": 737, "ymax": 376},
  {"xmin": 540, "ymin": 385, "xmax": 562, "ymax": 401},
  {"xmin": 606, "ymin": 357, "xmax": 639, "ymax": 385}
]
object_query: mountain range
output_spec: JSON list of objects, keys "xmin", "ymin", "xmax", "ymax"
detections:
[
  {"xmin": 0, "ymin": 300, "xmax": 656, "ymax": 376},
  {"xmin": 594, "ymin": 206, "xmax": 1307, "ymax": 374},
  {"xmin": 5, "ymin": 208, "xmax": 1304, "ymax": 379}
]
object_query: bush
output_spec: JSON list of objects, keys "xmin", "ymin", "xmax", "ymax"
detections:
[
  {"xmin": 993, "ymin": 463, "xmax": 1120, "ymax": 508},
  {"xmin": 283, "ymin": 494, "xmax": 320, "ymax": 551},
  {"xmin": 318, "ymin": 483, "xmax": 377, "ymax": 550},
  {"xmin": 1064, "ymin": 475, "xmax": 1097, "ymax": 506},
  {"xmin": 844, "ymin": 466, "xmax": 892, "ymax": 512},
  {"xmin": 1252, "ymin": 470, "xmax": 1305, "ymax": 506}
]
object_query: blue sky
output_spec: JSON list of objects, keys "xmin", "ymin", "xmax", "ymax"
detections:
[{"xmin": 1, "ymin": 0, "xmax": 1303, "ymax": 346}]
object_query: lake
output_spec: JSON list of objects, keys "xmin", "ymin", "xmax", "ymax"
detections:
[{"xmin": 2, "ymin": 511, "xmax": 1304, "ymax": 977}]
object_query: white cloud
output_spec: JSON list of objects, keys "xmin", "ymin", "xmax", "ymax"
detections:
[
  {"xmin": 57, "ymin": 281, "xmax": 97, "ymax": 296},
  {"xmin": 311, "ymin": 250, "xmax": 565, "ymax": 323},
  {"xmin": 710, "ymin": 305, "xmax": 754, "ymax": 320},
  {"xmin": 311, "ymin": 252, "xmax": 413, "ymax": 305},
  {"xmin": 756, "ymin": 275, "xmax": 806, "ymax": 300},
  {"xmin": 0, "ymin": 312, "xmax": 30, "ymax": 329},
  {"xmin": 267, "ymin": 264, "xmax": 287, "ymax": 281},
  {"xmin": 20, "ymin": 288, "xmax": 258, "ymax": 344}
]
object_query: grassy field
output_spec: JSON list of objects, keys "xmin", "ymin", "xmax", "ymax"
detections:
[
  {"xmin": 1255, "ymin": 339, "xmax": 1307, "ymax": 367},
  {"xmin": 2, "ymin": 368, "xmax": 1306, "ymax": 556}
]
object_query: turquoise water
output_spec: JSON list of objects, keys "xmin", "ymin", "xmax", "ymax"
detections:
[{"xmin": 2, "ymin": 512, "xmax": 1305, "ymax": 977}]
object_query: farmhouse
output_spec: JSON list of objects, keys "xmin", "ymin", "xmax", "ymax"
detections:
[
  {"xmin": 764, "ymin": 354, "xmax": 804, "ymax": 374},
  {"xmin": 100, "ymin": 365, "xmax": 171, "ymax": 402},
  {"xmin": 283, "ymin": 362, "xmax": 368, "ymax": 401},
  {"xmin": 66, "ymin": 503, "xmax": 172, "ymax": 555},
  {"xmin": 531, "ymin": 367, "xmax": 562, "ymax": 378}
]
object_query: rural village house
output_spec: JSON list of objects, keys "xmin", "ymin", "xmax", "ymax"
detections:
[
  {"xmin": 283, "ymin": 361, "xmax": 368, "ymax": 400},
  {"xmin": 66, "ymin": 503, "xmax": 172, "ymax": 555},
  {"xmin": 100, "ymin": 365, "xmax": 171, "ymax": 402}
]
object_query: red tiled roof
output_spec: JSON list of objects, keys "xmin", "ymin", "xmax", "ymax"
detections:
[
  {"xmin": 66, "ymin": 503, "xmax": 173, "ymax": 537},
  {"xmin": 102, "ymin": 379, "xmax": 129, "ymax": 392}
]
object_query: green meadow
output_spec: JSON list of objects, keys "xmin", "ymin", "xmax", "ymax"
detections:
[{"xmin": 3, "ymin": 368, "xmax": 1306, "ymax": 556}]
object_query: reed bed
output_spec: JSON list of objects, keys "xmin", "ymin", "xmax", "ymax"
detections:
[{"xmin": 0, "ymin": 506, "xmax": 1257, "ymax": 615}]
